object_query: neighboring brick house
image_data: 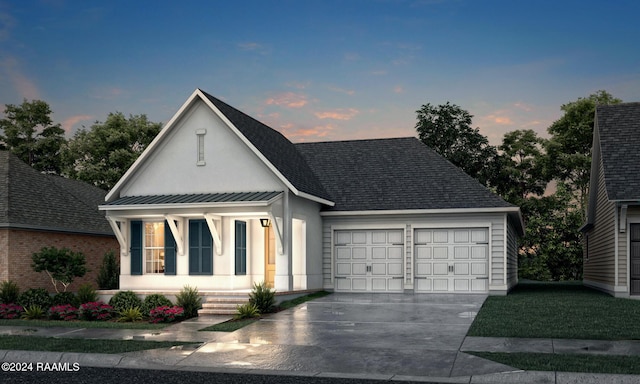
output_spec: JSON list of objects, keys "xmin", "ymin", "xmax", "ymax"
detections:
[{"xmin": 0, "ymin": 150, "xmax": 118, "ymax": 292}]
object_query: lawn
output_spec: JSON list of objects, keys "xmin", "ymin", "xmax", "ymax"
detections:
[
  {"xmin": 468, "ymin": 281, "xmax": 640, "ymax": 340},
  {"xmin": 0, "ymin": 335, "xmax": 198, "ymax": 354},
  {"xmin": 0, "ymin": 319, "xmax": 167, "ymax": 330}
]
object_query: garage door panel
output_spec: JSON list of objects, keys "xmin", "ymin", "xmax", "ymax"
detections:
[
  {"xmin": 433, "ymin": 247, "xmax": 448, "ymax": 259},
  {"xmin": 388, "ymin": 246, "xmax": 403, "ymax": 259},
  {"xmin": 433, "ymin": 263, "xmax": 449, "ymax": 275},
  {"xmin": 334, "ymin": 229, "xmax": 405, "ymax": 292},
  {"xmin": 387, "ymin": 262, "xmax": 403, "ymax": 275},
  {"xmin": 372, "ymin": 247, "xmax": 386, "ymax": 259},
  {"xmin": 454, "ymin": 246, "xmax": 469, "ymax": 259},
  {"xmin": 414, "ymin": 228, "xmax": 489, "ymax": 293},
  {"xmin": 352, "ymin": 247, "xmax": 366, "ymax": 259},
  {"xmin": 454, "ymin": 230, "xmax": 470, "ymax": 243}
]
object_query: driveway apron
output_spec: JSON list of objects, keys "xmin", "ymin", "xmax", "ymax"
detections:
[{"xmin": 178, "ymin": 293, "xmax": 515, "ymax": 377}]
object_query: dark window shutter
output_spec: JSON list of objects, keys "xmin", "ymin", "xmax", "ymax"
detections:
[
  {"xmin": 189, "ymin": 220, "xmax": 213, "ymax": 275},
  {"xmin": 235, "ymin": 221, "xmax": 247, "ymax": 275},
  {"xmin": 130, "ymin": 220, "xmax": 143, "ymax": 275},
  {"xmin": 164, "ymin": 220, "xmax": 177, "ymax": 275}
]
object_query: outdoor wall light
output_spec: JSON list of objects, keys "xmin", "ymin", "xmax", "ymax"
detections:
[{"xmin": 260, "ymin": 218, "xmax": 271, "ymax": 228}]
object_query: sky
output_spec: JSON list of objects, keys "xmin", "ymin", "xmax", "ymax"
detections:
[{"xmin": 1, "ymin": 0, "xmax": 639, "ymax": 145}]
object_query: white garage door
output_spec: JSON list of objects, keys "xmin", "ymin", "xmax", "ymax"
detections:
[
  {"xmin": 334, "ymin": 229, "xmax": 404, "ymax": 292},
  {"xmin": 414, "ymin": 228, "xmax": 489, "ymax": 293}
]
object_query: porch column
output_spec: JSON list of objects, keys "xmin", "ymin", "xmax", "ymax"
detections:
[{"xmin": 274, "ymin": 190, "xmax": 293, "ymax": 291}]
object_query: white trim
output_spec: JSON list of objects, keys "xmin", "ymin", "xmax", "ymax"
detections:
[
  {"xmin": 620, "ymin": 204, "xmax": 628, "ymax": 233},
  {"xmin": 204, "ymin": 214, "xmax": 222, "ymax": 256},
  {"xmin": 107, "ymin": 217, "xmax": 128, "ymax": 256},
  {"xmin": 615, "ymin": 205, "xmax": 619, "ymax": 287},
  {"xmin": 164, "ymin": 215, "xmax": 185, "ymax": 256},
  {"xmin": 99, "ymin": 197, "xmax": 281, "ymax": 211},
  {"xmin": 297, "ymin": 191, "xmax": 334, "ymax": 207},
  {"xmin": 268, "ymin": 213, "xmax": 284, "ymax": 254},
  {"xmin": 321, "ymin": 207, "xmax": 521, "ymax": 216}
]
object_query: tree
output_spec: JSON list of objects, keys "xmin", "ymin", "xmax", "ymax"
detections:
[
  {"xmin": 518, "ymin": 184, "xmax": 583, "ymax": 281},
  {"xmin": 0, "ymin": 99, "xmax": 66, "ymax": 174},
  {"xmin": 545, "ymin": 90, "xmax": 622, "ymax": 218},
  {"xmin": 97, "ymin": 251, "xmax": 119, "ymax": 290},
  {"xmin": 496, "ymin": 129, "xmax": 549, "ymax": 205},
  {"xmin": 31, "ymin": 247, "xmax": 88, "ymax": 293},
  {"xmin": 63, "ymin": 112, "xmax": 162, "ymax": 190},
  {"xmin": 415, "ymin": 102, "xmax": 498, "ymax": 186}
]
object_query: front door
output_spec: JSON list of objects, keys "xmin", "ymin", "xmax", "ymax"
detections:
[
  {"xmin": 631, "ymin": 224, "xmax": 640, "ymax": 295},
  {"xmin": 265, "ymin": 225, "xmax": 276, "ymax": 288}
]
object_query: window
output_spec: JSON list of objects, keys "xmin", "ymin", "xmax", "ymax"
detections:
[
  {"xmin": 130, "ymin": 220, "xmax": 176, "ymax": 276},
  {"xmin": 196, "ymin": 129, "xmax": 206, "ymax": 165},
  {"xmin": 189, "ymin": 219, "xmax": 213, "ymax": 275},
  {"xmin": 235, "ymin": 221, "xmax": 247, "ymax": 275},
  {"xmin": 144, "ymin": 222, "xmax": 165, "ymax": 273}
]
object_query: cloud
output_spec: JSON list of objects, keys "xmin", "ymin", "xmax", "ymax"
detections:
[
  {"xmin": 314, "ymin": 108, "xmax": 359, "ymax": 120},
  {"xmin": 393, "ymin": 86, "xmax": 404, "ymax": 94},
  {"xmin": 286, "ymin": 81, "xmax": 310, "ymax": 90},
  {"xmin": 0, "ymin": 56, "xmax": 40, "ymax": 100},
  {"xmin": 264, "ymin": 92, "xmax": 308, "ymax": 108},
  {"xmin": 61, "ymin": 114, "xmax": 94, "ymax": 134},
  {"xmin": 238, "ymin": 42, "xmax": 261, "ymax": 50},
  {"xmin": 280, "ymin": 123, "xmax": 336, "ymax": 142},
  {"xmin": 486, "ymin": 115, "xmax": 513, "ymax": 125},
  {"xmin": 328, "ymin": 86, "xmax": 355, "ymax": 95},
  {"xmin": 344, "ymin": 52, "xmax": 360, "ymax": 61}
]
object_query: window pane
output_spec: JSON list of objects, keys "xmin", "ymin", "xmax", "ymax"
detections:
[{"xmin": 144, "ymin": 222, "xmax": 165, "ymax": 274}]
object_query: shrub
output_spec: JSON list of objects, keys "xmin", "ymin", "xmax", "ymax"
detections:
[
  {"xmin": 77, "ymin": 283, "xmax": 98, "ymax": 304},
  {"xmin": 234, "ymin": 303, "xmax": 260, "ymax": 319},
  {"xmin": 31, "ymin": 246, "xmax": 87, "ymax": 293},
  {"xmin": 49, "ymin": 304, "xmax": 78, "ymax": 321},
  {"xmin": 141, "ymin": 294, "xmax": 172, "ymax": 316},
  {"xmin": 109, "ymin": 291, "xmax": 142, "ymax": 313},
  {"xmin": 79, "ymin": 301, "xmax": 114, "ymax": 321},
  {"xmin": 97, "ymin": 251, "xmax": 119, "ymax": 290},
  {"xmin": 0, "ymin": 304, "xmax": 23, "ymax": 319},
  {"xmin": 118, "ymin": 306, "xmax": 143, "ymax": 322},
  {"xmin": 148, "ymin": 306, "xmax": 184, "ymax": 323},
  {"xmin": 52, "ymin": 292, "xmax": 79, "ymax": 307},
  {"xmin": 0, "ymin": 280, "xmax": 20, "ymax": 304},
  {"xmin": 18, "ymin": 288, "xmax": 52, "ymax": 309},
  {"xmin": 175, "ymin": 285, "xmax": 201, "ymax": 319},
  {"xmin": 22, "ymin": 305, "xmax": 45, "ymax": 320},
  {"xmin": 249, "ymin": 281, "xmax": 275, "ymax": 314}
]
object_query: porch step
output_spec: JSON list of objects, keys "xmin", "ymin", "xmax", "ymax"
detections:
[{"xmin": 198, "ymin": 293, "xmax": 251, "ymax": 316}]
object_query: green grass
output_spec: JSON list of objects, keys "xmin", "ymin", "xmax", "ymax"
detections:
[
  {"xmin": 0, "ymin": 319, "xmax": 167, "ymax": 330},
  {"xmin": 0, "ymin": 335, "xmax": 198, "ymax": 354},
  {"xmin": 468, "ymin": 281, "xmax": 640, "ymax": 340},
  {"xmin": 200, "ymin": 291, "xmax": 332, "ymax": 332},
  {"xmin": 470, "ymin": 351, "xmax": 640, "ymax": 375},
  {"xmin": 277, "ymin": 290, "xmax": 332, "ymax": 310},
  {"xmin": 200, "ymin": 318, "xmax": 258, "ymax": 332}
]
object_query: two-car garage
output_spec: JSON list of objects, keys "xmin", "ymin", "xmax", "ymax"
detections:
[{"xmin": 334, "ymin": 227, "xmax": 490, "ymax": 293}]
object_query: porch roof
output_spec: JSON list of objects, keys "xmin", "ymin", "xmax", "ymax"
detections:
[{"xmin": 100, "ymin": 191, "xmax": 282, "ymax": 210}]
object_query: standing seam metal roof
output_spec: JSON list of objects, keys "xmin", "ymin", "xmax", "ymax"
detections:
[{"xmin": 105, "ymin": 191, "xmax": 282, "ymax": 206}]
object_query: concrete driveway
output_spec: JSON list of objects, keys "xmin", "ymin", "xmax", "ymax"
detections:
[{"xmin": 178, "ymin": 293, "xmax": 516, "ymax": 378}]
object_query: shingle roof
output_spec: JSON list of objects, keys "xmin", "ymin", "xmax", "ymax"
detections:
[
  {"xmin": 295, "ymin": 137, "xmax": 514, "ymax": 211},
  {"xmin": 0, "ymin": 151, "xmax": 113, "ymax": 235},
  {"xmin": 597, "ymin": 102, "xmax": 640, "ymax": 201},
  {"xmin": 105, "ymin": 191, "xmax": 281, "ymax": 207},
  {"xmin": 199, "ymin": 90, "xmax": 332, "ymax": 203}
]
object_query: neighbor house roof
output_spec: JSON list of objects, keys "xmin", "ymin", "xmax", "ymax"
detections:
[
  {"xmin": 296, "ymin": 137, "xmax": 516, "ymax": 211},
  {"xmin": 596, "ymin": 102, "xmax": 640, "ymax": 201},
  {"xmin": 0, "ymin": 151, "xmax": 113, "ymax": 235}
]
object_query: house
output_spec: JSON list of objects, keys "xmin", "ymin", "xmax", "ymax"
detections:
[
  {"xmin": 582, "ymin": 102, "xmax": 640, "ymax": 297},
  {"xmin": 0, "ymin": 151, "xmax": 119, "ymax": 292},
  {"xmin": 100, "ymin": 89, "xmax": 523, "ymax": 296}
]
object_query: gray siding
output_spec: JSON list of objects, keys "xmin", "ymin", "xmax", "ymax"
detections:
[
  {"xmin": 584, "ymin": 159, "xmax": 616, "ymax": 287},
  {"xmin": 321, "ymin": 211, "xmax": 513, "ymax": 292},
  {"xmin": 506, "ymin": 215, "xmax": 519, "ymax": 290}
]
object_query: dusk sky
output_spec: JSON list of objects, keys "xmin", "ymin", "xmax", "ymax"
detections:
[{"xmin": 1, "ymin": 0, "xmax": 639, "ymax": 145}]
